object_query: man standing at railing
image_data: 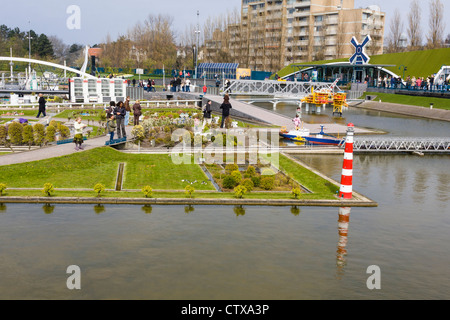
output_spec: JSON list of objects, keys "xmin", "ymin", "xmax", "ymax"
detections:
[{"xmin": 36, "ymin": 93, "xmax": 46, "ymax": 118}]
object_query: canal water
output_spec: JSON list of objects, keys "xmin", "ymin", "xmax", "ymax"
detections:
[{"xmin": 0, "ymin": 104, "xmax": 449, "ymax": 299}]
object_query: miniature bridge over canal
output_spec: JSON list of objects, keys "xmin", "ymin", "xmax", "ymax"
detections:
[
  {"xmin": 347, "ymin": 137, "xmax": 450, "ymax": 153},
  {"xmin": 223, "ymin": 80, "xmax": 341, "ymax": 97}
]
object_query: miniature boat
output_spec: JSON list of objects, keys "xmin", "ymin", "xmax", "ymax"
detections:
[
  {"xmin": 279, "ymin": 127, "xmax": 310, "ymax": 142},
  {"xmin": 280, "ymin": 125, "xmax": 344, "ymax": 146},
  {"xmin": 303, "ymin": 126, "xmax": 344, "ymax": 146}
]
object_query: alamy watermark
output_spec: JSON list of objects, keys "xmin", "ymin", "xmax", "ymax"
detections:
[
  {"xmin": 169, "ymin": 128, "xmax": 280, "ymax": 171},
  {"xmin": 66, "ymin": 265, "xmax": 81, "ymax": 290},
  {"xmin": 366, "ymin": 265, "xmax": 381, "ymax": 290},
  {"xmin": 66, "ymin": 5, "xmax": 81, "ymax": 30}
]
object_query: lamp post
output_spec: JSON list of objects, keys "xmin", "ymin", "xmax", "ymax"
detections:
[
  {"xmin": 27, "ymin": 21, "xmax": 33, "ymax": 76},
  {"xmin": 195, "ymin": 10, "xmax": 200, "ymax": 82}
]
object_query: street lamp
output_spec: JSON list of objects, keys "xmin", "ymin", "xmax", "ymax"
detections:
[
  {"xmin": 195, "ymin": 10, "xmax": 200, "ymax": 82},
  {"xmin": 28, "ymin": 22, "xmax": 33, "ymax": 73}
]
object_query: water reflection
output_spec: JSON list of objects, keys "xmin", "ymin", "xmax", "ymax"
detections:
[
  {"xmin": 42, "ymin": 204, "xmax": 55, "ymax": 214},
  {"xmin": 184, "ymin": 205, "xmax": 195, "ymax": 214},
  {"xmin": 290, "ymin": 206, "xmax": 300, "ymax": 216},
  {"xmin": 94, "ymin": 204, "xmax": 105, "ymax": 214},
  {"xmin": 142, "ymin": 205, "xmax": 153, "ymax": 214},
  {"xmin": 233, "ymin": 205, "xmax": 246, "ymax": 216},
  {"xmin": 0, "ymin": 203, "xmax": 6, "ymax": 212},
  {"xmin": 336, "ymin": 207, "xmax": 351, "ymax": 280}
]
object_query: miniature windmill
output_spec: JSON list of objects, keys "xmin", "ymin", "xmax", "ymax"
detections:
[{"xmin": 349, "ymin": 36, "xmax": 371, "ymax": 65}]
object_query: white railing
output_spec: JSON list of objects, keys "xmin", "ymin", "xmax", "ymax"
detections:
[
  {"xmin": 222, "ymin": 79, "xmax": 342, "ymax": 98},
  {"xmin": 0, "ymin": 100, "xmax": 201, "ymax": 110}
]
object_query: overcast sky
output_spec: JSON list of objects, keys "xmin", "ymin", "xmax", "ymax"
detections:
[{"xmin": 1, "ymin": 0, "xmax": 449, "ymax": 46}]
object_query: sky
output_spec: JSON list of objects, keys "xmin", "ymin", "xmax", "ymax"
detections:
[{"xmin": 1, "ymin": 0, "xmax": 449, "ymax": 46}]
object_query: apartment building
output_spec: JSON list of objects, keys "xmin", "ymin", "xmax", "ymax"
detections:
[{"xmin": 204, "ymin": 0, "xmax": 385, "ymax": 72}]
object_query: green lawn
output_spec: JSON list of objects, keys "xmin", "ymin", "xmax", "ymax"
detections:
[
  {"xmin": 0, "ymin": 147, "xmax": 215, "ymax": 191},
  {"xmin": 361, "ymin": 92, "xmax": 450, "ymax": 110},
  {"xmin": 278, "ymin": 154, "xmax": 339, "ymax": 199}
]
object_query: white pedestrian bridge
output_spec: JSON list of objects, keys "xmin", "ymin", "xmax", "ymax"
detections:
[{"xmin": 223, "ymin": 79, "xmax": 341, "ymax": 98}]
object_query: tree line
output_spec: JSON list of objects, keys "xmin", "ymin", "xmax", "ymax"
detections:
[{"xmin": 387, "ymin": 0, "xmax": 448, "ymax": 53}]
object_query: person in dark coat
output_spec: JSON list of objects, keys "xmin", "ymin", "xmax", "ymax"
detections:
[
  {"xmin": 203, "ymin": 100, "xmax": 212, "ymax": 126},
  {"xmin": 106, "ymin": 101, "xmax": 115, "ymax": 120},
  {"xmin": 220, "ymin": 95, "xmax": 232, "ymax": 128},
  {"xmin": 132, "ymin": 100, "xmax": 142, "ymax": 126},
  {"xmin": 36, "ymin": 93, "xmax": 46, "ymax": 118},
  {"xmin": 114, "ymin": 101, "xmax": 127, "ymax": 139}
]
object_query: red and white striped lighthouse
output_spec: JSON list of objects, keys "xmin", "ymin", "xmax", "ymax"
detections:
[{"xmin": 339, "ymin": 123, "xmax": 354, "ymax": 199}]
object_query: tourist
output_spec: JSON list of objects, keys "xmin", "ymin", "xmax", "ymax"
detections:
[
  {"xmin": 219, "ymin": 94, "xmax": 232, "ymax": 128},
  {"xmin": 106, "ymin": 101, "xmax": 115, "ymax": 119},
  {"xmin": 73, "ymin": 117, "xmax": 87, "ymax": 150},
  {"xmin": 185, "ymin": 78, "xmax": 191, "ymax": 92},
  {"xmin": 115, "ymin": 101, "xmax": 127, "ymax": 139},
  {"xmin": 132, "ymin": 100, "xmax": 142, "ymax": 126},
  {"xmin": 181, "ymin": 78, "xmax": 186, "ymax": 92},
  {"xmin": 293, "ymin": 115, "xmax": 301, "ymax": 130},
  {"xmin": 225, "ymin": 79, "xmax": 231, "ymax": 93},
  {"xmin": 36, "ymin": 93, "xmax": 46, "ymax": 118},
  {"xmin": 176, "ymin": 77, "xmax": 182, "ymax": 92},
  {"xmin": 124, "ymin": 96, "xmax": 131, "ymax": 126},
  {"xmin": 203, "ymin": 85, "xmax": 207, "ymax": 95},
  {"xmin": 203, "ymin": 100, "xmax": 212, "ymax": 126},
  {"xmin": 106, "ymin": 115, "xmax": 116, "ymax": 142}
]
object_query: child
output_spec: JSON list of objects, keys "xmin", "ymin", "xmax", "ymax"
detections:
[
  {"xmin": 106, "ymin": 115, "xmax": 117, "ymax": 142},
  {"xmin": 293, "ymin": 115, "xmax": 302, "ymax": 131},
  {"xmin": 73, "ymin": 117, "xmax": 87, "ymax": 150}
]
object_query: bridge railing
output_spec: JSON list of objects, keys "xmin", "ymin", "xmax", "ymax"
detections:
[
  {"xmin": 0, "ymin": 100, "xmax": 202, "ymax": 110},
  {"xmin": 352, "ymin": 137, "xmax": 450, "ymax": 152}
]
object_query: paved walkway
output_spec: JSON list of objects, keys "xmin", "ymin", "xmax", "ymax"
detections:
[
  {"xmin": 354, "ymin": 101, "xmax": 450, "ymax": 122},
  {"xmin": 0, "ymin": 118, "xmax": 132, "ymax": 166},
  {"xmin": 185, "ymin": 92, "xmax": 376, "ymax": 134}
]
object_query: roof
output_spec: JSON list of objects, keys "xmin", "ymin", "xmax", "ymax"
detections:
[{"xmin": 198, "ymin": 63, "xmax": 239, "ymax": 70}]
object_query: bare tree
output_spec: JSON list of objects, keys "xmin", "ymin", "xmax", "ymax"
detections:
[
  {"xmin": 427, "ymin": 0, "xmax": 446, "ymax": 49},
  {"xmin": 387, "ymin": 9, "xmax": 404, "ymax": 53},
  {"xmin": 407, "ymin": 0, "xmax": 422, "ymax": 50}
]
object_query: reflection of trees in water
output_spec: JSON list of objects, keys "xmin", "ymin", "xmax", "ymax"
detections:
[
  {"xmin": 290, "ymin": 206, "xmax": 300, "ymax": 216},
  {"xmin": 233, "ymin": 205, "xmax": 245, "ymax": 216},
  {"xmin": 413, "ymin": 170, "xmax": 428, "ymax": 204},
  {"xmin": 394, "ymin": 166, "xmax": 407, "ymax": 198},
  {"xmin": 93, "ymin": 205, "xmax": 105, "ymax": 215},
  {"xmin": 437, "ymin": 173, "xmax": 450, "ymax": 203},
  {"xmin": 142, "ymin": 205, "xmax": 153, "ymax": 214},
  {"xmin": 184, "ymin": 205, "xmax": 195, "ymax": 214},
  {"xmin": 0, "ymin": 203, "xmax": 7, "ymax": 212},
  {"xmin": 42, "ymin": 204, "xmax": 55, "ymax": 214}
]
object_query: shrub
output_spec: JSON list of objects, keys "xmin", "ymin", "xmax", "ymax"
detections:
[
  {"xmin": 245, "ymin": 165, "xmax": 256, "ymax": 177},
  {"xmin": 251, "ymin": 176, "xmax": 261, "ymax": 188},
  {"xmin": 185, "ymin": 185, "xmax": 195, "ymax": 198},
  {"xmin": 230, "ymin": 170, "xmax": 242, "ymax": 185},
  {"xmin": 131, "ymin": 125, "xmax": 145, "ymax": 141},
  {"xmin": 33, "ymin": 123, "xmax": 45, "ymax": 146},
  {"xmin": 0, "ymin": 125, "xmax": 7, "ymax": 145},
  {"xmin": 0, "ymin": 183, "xmax": 6, "ymax": 196},
  {"xmin": 261, "ymin": 168, "xmax": 276, "ymax": 176},
  {"xmin": 42, "ymin": 183, "xmax": 54, "ymax": 196},
  {"xmin": 241, "ymin": 178, "xmax": 254, "ymax": 192},
  {"xmin": 59, "ymin": 125, "xmax": 70, "ymax": 139},
  {"xmin": 260, "ymin": 176, "xmax": 275, "ymax": 190},
  {"xmin": 222, "ymin": 175, "xmax": 238, "ymax": 189},
  {"xmin": 45, "ymin": 125, "xmax": 56, "ymax": 143},
  {"xmin": 291, "ymin": 188, "xmax": 302, "ymax": 199},
  {"xmin": 225, "ymin": 164, "xmax": 239, "ymax": 174},
  {"xmin": 94, "ymin": 183, "xmax": 105, "ymax": 197},
  {"xmin": 234, "ymin": 185, "xmax": 247, "ymax": 199},
  {"xmin": 22, "ymin": 125, "xmax": 34, "ymax": 147},
  {"xmin": 142, "ymin": 185, "xmax": 153, "ymax": 198},
  {"xmin": 8, "ymin": 122, "xmax": 23, "ymax": 145}
]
